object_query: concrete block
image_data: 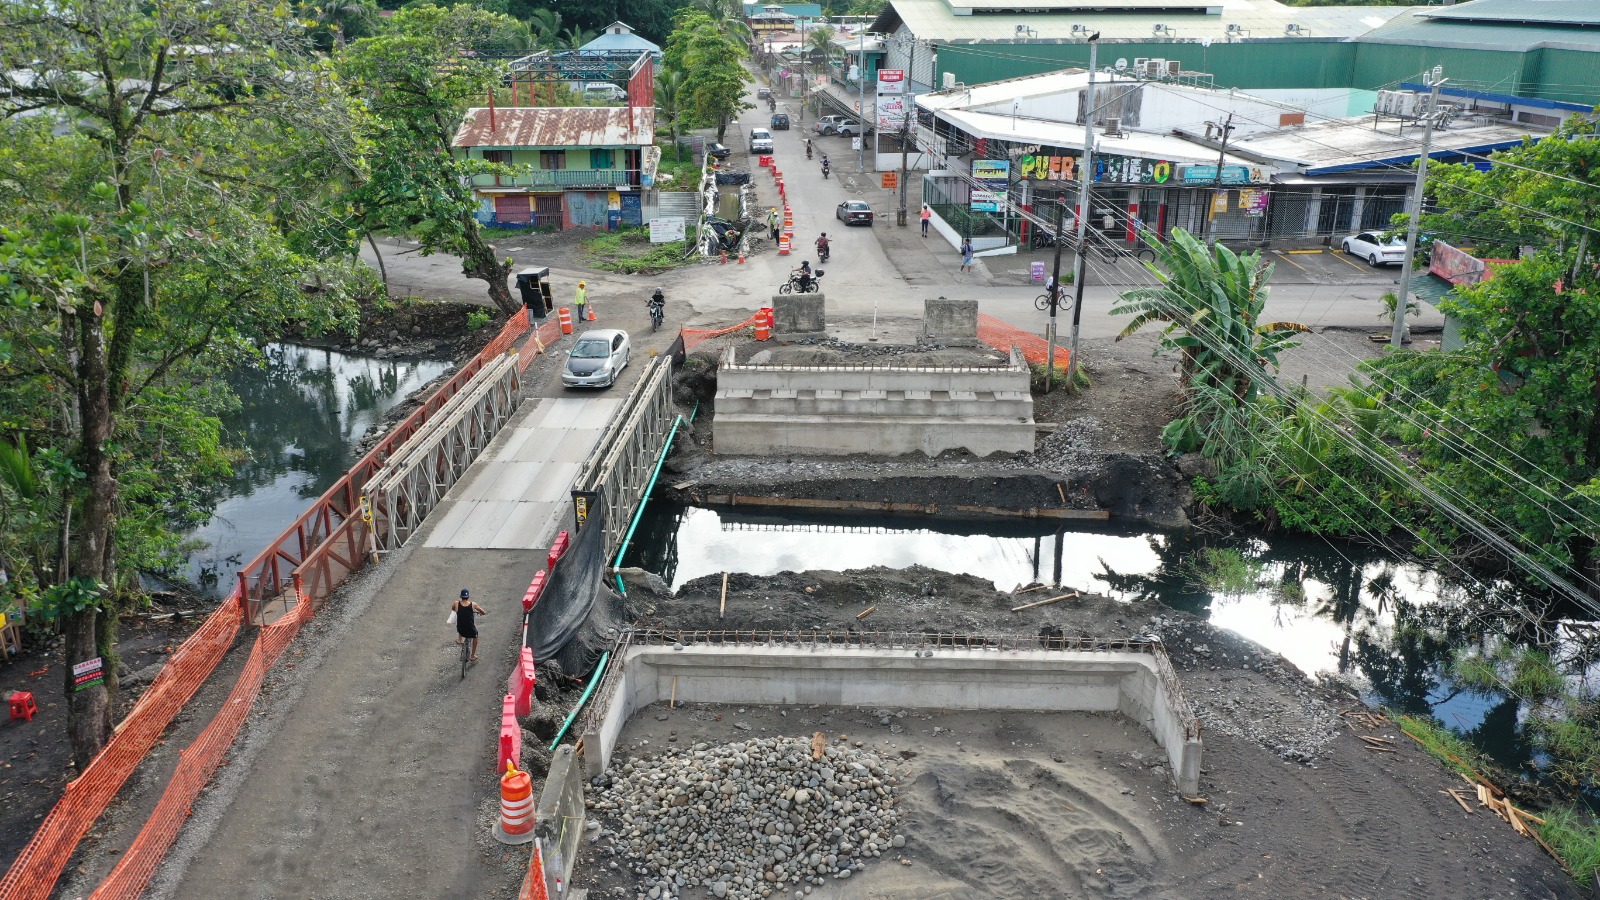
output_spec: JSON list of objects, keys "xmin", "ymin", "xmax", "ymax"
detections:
[
  {"xmin": 816, "ymin": 389, "xmax": 842, "ymax": 399},
  {"xmin": 922, "ymin": 297, "xmax": 982, "ymax": 347},
  {"xmin": 773, "ymin": 293, "xmax": 826, "ymax": 341}
]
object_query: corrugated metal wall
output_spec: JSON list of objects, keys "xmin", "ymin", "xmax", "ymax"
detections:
[{"xmin": 938, "ymin": 41, "xmax": 1357, "ymax": 93}]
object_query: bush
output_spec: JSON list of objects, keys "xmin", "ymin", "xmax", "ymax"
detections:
[
  {"xmin": 1539, "ymin": 806, "xmax": 1600, "ymax": 884},
  {"xmin": 581, "ymin": 229, "xmax": 692, "ymax": 275},
  {"xmin": 466, "ymin": 310, "xmax": 490, "ymax": 331}
]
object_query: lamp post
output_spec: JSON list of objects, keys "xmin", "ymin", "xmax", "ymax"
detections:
[{"xmin": 1051, "ymin": 31, "xmax": 1098, "ymax": 393}]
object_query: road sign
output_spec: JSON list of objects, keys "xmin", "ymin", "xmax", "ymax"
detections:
[{"xmin": 881, "ymin": 172, "xmax": 898, "ymax": 189}]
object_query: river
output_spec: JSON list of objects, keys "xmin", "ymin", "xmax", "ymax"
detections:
[
  {"xmin": 623, "ymin": 502, "xmax": 1598, "ymax": 791},
  {"xmin": 182, "ymin": 343, "xmax": 453, "ymax": 593}
]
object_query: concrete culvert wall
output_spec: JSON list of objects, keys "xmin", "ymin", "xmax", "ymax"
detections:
[{"xmin": 579, "ymin": 636, "xmax": 1202, "ymax": 796}]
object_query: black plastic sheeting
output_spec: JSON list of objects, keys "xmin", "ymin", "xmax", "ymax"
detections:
[{"xmin": 526, "ymin": 493, "xmax": 609, "ymax": 670}]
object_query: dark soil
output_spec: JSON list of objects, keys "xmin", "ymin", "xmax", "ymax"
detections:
[
  {"xmin": 0, "ymin": 593, "xmax": 211, "ymax": 869},
  {"xmin": 608, "ymin": 566, "xmax": 1585, "ymax": 898}
]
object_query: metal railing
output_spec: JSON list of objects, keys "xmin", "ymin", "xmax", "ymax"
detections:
[
  {"xmin": 573, "ymin": 354, "xmax": 677, "ymax": 559},
  {"xmin": 473, "ymin": 169, "xmax": 635, "ymax": 189}
]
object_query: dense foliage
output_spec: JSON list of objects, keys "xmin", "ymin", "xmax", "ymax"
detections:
[{"xmin": 662, "ymin": 9, "xmax": 752, "ymax": 141}]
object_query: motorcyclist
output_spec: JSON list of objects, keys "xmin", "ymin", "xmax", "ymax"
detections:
[
  {"xmin": 647, "ymin": 287, "xmax": 666, "ymax": 329},
  {"xmin": 821, "ymin": 155, "xmax": 830, "ymax": 178},
  {"xmin": 648, "ymin": 287, "xmax": 665, "ymax": 311},
  {"xmin": 792, "ymin": 260, "xmax": 814, "ymax": 292},
  {"xmin": 815, "ymin": 232, "xmax": 830, "ymax": 262}
]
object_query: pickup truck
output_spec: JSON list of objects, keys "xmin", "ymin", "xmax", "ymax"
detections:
[{"xmin": 813, "ymin": 115, "xmax": 865, "ymax": 137}]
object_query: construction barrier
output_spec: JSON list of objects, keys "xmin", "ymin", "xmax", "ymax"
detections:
[
  {"xmin": 778, "ymin": 237, "xmax": 790, "ymax": 256},
  {"xmin": 517, "ymin": 843, "xmax": 551, "ymax": 900},
  {"xmin": 508, "ymin": 647, "xmax": 537, "ymax": 717},
  {"xmin": 522, "ymin": 571, "xmax": 548, "ymax": 613},
  {"xmin": 494, "ymin": 763, "xmax": 536, "ymax": 845},
  {"xmin": 2, "ymin": 313, "xmax": 546, "ymax": 900},
  {"xmin": 546, "ymin": 530, "xmax": 569, "ymax": 570},
  {"xmin": 557, "ymin": 306, "xmax": 573, "ymax": 335},
  {"xmin": 754, "ymin": 308, "xmax": 772, "ymax": 341},
  {"xmin": 679, "ymin": 311, "xmax": 764, "ymax": 352},
  {"xmin": 976, "ymin": 312, "xmax": 1072, "ymax": 367},
  {"xmin": 498, "ymin": 693, "xmax": 521, "ymax": 775}
]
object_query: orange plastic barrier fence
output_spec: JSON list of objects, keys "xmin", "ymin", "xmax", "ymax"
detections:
[
  {"xmin": 976, "ymin": 312, "xmax": 1071, "ymax": 367},
  {"xmin": 1, "ymin": 310, "xmax": 537, "ymax": 900},
  {"xmin": 681, "ymin": 311, "xmax": 764, "ymax": 352},
  {"xmin": 0, "ymin": 595, "xmax": 241, "ymax": 900},
  {"xmin": 518, "ymin": 843, "xmax": 550, "ymax": 900},
  {"xmin": 517, "ymin": 318, "xmax": 567, "ymax": 373}
]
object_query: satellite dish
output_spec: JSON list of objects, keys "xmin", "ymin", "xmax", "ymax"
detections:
[{"xmin": 1115, "ymin": 58, "xmax": 1128, "ymax": 69}]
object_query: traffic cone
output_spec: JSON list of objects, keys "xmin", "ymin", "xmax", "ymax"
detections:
[{"xmin": 494, "ymin": 761, "xmax": 536, "ymax": 844}]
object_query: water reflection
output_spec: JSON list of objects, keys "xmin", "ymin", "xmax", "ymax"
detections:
[
  {"xmin": 184, "ymin": 344, "xmax": 452, "ymax": 592},
  {"xmin": 623, "ymin": 503, "xmax": 1596, "ymax": 784}
]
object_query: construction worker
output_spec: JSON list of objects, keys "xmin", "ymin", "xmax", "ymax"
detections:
[{"xmin": 574, "ymin": 280, "xmax": 590, "ymax": 321}]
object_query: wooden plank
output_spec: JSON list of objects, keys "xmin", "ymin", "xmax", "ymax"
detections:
[
  {"xmin": 855, "ymin": 606, "xmax": 876, "ymax": 620},
  {"xmin": 811, "ymin": 732, "xmax": 826, "ymax": 761},
  {"xmin": 1012, "ymin": 592, "xmax": 1079, "ymax": 612},
  {"xmin": 696, "ymin": 493, "xmax": 1110, "ymax": 521},
  {"xmin": 719, "ymin": 572, "xmax": 729, "ymax": 619}
]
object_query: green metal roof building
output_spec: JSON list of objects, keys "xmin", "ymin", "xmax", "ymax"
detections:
[{"xmin": 868, "ymin": 0, "xmax": 1600, "ymax": 105}]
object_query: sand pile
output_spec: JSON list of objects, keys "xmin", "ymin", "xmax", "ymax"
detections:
[{"xmin": 587, "ymin": 735, "xmax": 904, "ymax": 899}]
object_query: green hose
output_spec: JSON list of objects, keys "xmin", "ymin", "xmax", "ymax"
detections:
[
  {"xmin": 612, "ymin": 414, "xmax": 684, "ymax": 596},
  {"xmin": 549, "ymin": 649, "xmax": 610, "ymax": 751}
]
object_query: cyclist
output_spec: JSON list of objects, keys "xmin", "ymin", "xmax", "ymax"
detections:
[{"xmin": 452, "ymin": 589, "xmax": 487, "ymax": 661}]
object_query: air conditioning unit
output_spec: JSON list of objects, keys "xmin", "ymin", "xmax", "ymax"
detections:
[
  {"xmin": 1133, "ymin": 57, "xmax": 1148, "ymax": 70},
  {"xmin": 1143, "ymin": 58, "xmax": 1165, "ymax": 77},
  {"xmin": 1225, "ymin": 24, "xmax": 1243, "ymax": 35},
  {"xmin": 1103, "ymin": 116, "xmax": 1122, "ymax": 135},
  {"xmin": 1166, "ymin": 59, "xmax": 1181, "ymax": 76},
  {"xmin": 1394, "ymin": 90, "xmax": 1420, "ymax": 117},
  {"xmin": 942, "ymin": 72, "xmax": 956, "ymax": 89}
]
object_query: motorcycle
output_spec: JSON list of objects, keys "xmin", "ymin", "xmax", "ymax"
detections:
[
  {"xmin": 816, "ymin": 242, "xmax": 830, "ymax": 263},
  {"xmin": 768, "ymin": 98, "xmax": 777, "ymax": 112},
  {"xmin": 647, "ymin": 300, "xmax": 665, "ymax": 332},
  {"xmin": 821, "ymin": 160, "xmax": 830, "ymax": 179},
  {"xmin": 777, "ymin": 269, "xmax": 825, "ymax": 294},
  {"xmin": 805, "ymin": 143, "xmax": 813, "ymax": 160},
  {"xmin": 1030, "ymin": 230, "xmax": 1057, "ymax": 249}
]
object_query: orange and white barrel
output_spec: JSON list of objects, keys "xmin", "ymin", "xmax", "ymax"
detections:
[
  {"xmin": 557, "ymin": 306, "xmax": 573, "ymax": 335},
  {"xmin": 494, "ymin": 761, "xmax": 537, "ymax": 844}
]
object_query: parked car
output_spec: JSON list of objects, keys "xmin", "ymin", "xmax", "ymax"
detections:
[
  {"xmin": 836, "ymin": 200, "xmax": 874, "ymax": 226},
  {"xmin": 579, "ymin": 82, "xmax": 627, "ymax": 103},
  {"xmin": 1341, "ymin": 231, "xmax": 1407, "ymax": 266},
  {"xmin": 770, "ymin": 113, "xmax": 790, "ymax": 130},
  {"xmin": 707, "ymin": 143, "xmax": 731, "ymax": 160},
  {"xmin": 814, "ymin": 115, "xmax": 864, "ymax": 137},
  {"xmin": 562, "ymin": 329, "xmax": 631, "ymax": 389},
  {"xmin": 749, "ymin": 127, "xmax": 774, "ymax": 153}
]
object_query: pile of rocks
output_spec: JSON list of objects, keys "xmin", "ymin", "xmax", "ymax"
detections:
[{"xmin": 587, "ymin": 736, "xmax": 903, "ymax": 899}]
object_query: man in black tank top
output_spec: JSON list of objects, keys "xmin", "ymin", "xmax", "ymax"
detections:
[{"xmin": 453, "ymin": 589, "xmax": 487, "ymax": 661}]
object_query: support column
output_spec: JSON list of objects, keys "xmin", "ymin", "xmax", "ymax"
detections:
[
  {"xmin": 1305, "ymin": 187, "xmax": 1323, "ymax": 240},
  {"xmin": 1349, "ymin": 186, "xmax": 1366, "ymax": 233}
]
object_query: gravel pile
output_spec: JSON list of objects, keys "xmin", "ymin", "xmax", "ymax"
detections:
[
  {"xmin": 1017, "ymin": 416, "xmax": 1104, "ymax": 477},
  {"xmin": 588, "ymin": 736, "xmax": 904, "ymax": 899}
]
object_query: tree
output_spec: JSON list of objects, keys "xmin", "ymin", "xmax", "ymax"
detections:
[
  {"xmin": 692, "ymin": 0, "xmax": 753, "ymax": 44},
  {"xmin": 0, "ymin": 0, "xmax": 365, "ymax": 766},
  {"xmin": 524, "ymin": 8, "xmax": 562, "ymax": 46},
  {"xmin": 340, "ymin": 4, "xmax": 525, "ymax": 315},
  {"xmin": 656, "ymin": 69, "xmax": 688, "ymax": 161},
  {"xmin": 662, "ymin": 10, "xmax": 751, "ymax": 141},
  {"xmin": 302, "ymin": 0, "xmax": 380, "ymax": 51}
]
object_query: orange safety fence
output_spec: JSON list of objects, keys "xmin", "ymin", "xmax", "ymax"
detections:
[
  {"xmin": 681, "ymin": 310, "xmax": 763, "ymax": 352},
  {"xmin": 0, "ymin": 595, "xmax": 241, "ymax": 899},
  {"xmin": 517, "ymin": 318, "xmax": 567, "ymax": 373},
  {"xmin": 0, "ymin": 310, "xmax": 535, "ymax": 900},
  {"xmin": 977, "ymin": 312, "xmax": 1071, "ymax": 368}
]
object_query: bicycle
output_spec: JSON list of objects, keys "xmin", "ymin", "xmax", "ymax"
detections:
[{"xmin": 460, "ymin": 633, "xmax": 470, "ymax": 680}]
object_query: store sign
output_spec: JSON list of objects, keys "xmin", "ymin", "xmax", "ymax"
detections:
[
  {"xmin": 1239, "ymin": 189, "xmax": 1270, "ymax": 217},
  {"xmin": 1180, "ymin": 164, "xmax": 1253, "ymax": 184},
  {"xmin": 876, "ymin": 69, "xmax": 906, "ymax": 95},
  {"xmin": 876, "ymin": 94, "xmax": 909, "ymax": 131},
  {"xmin": 1019, "ymin": 154, "xmax": 1078, "ymax": 181},
  {"xmin": 73, "ymin": 656, "xmax": 104, "ymax": 692},
  {"xmin": 648, "ymin": 217, "xmax": 685, "ymax": 243},
  {"xmin": 1095, "ymin": 156, "xmax": 1175, "ymax": 184},
  {"xmin": 970, "ymin": 190, "xmax": 1003, "ymax": 213},
  {"xmin": 970, "ymin": 160, "xmax": 1010, "ymax": 212}
]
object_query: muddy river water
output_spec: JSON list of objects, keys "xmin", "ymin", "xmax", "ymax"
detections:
[{"xmin": 625, "ymin": 503, "xmax": 1597, "ymax": 790}]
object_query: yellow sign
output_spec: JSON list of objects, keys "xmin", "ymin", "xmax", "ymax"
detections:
[
  {"xmin": 881, "ymin": 172, "xmax": 898, "ymax": 190},
  {"xmin": 359, "ymin": 495, "xmax": 373, "ymax": 524},
  {"xmin": 575, "ymin": 496, "xmax": 589, "ymax": 522}
]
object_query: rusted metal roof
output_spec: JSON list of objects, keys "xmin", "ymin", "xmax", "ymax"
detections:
[{"xmin": 452, "ymin": 107, "xmax": 655, "ymax": 149}]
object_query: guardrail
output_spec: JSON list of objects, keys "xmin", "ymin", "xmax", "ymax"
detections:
[
  {"xmin": 572, "ymin": 354, "xmax": 676, "ymax": 559},
  {"xmin": 472, "ymin": 169, "xmax": 639, "ymax": 189},
  {"xmin": 237, "ymin": 310, "xmax": 531, "ymax": 623}
]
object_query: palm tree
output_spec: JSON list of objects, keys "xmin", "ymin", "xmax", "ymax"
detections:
[
  {"xmin": 560, "ymin": 26, "xmax": 597, "ymax": 50},
  {"xmin": 656, "ymin": 69, "xmax": 687, "ymax": 161},
  {"xmin": 694, "ymin": 0, "xmax": 753, "ymax": 45},
  {"xmin": 525, "ymin": 9, "xmax": 562, "ymax": 48},
  {"xmin": 302, "ymin": 0, "xmax": 375, "ymax": 51}
]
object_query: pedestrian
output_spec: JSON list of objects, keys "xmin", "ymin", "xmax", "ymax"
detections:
[
  {"xmin": 574, "ymin": 280, "xmax": 590, "ymax": 321},
  {"xmin": 920, "ymin": 204, "xmax": 931, "ymax": 237},
  {"xmin": 960, "ymin": 238, "xmax": 974, "ymax": 273},
  {"xmin": 768, "ymin": 207, "xmax": 780, "ymax": 242}
]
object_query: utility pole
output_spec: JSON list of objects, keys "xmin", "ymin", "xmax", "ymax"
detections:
[
  {"xmin": 857, "ymin": 24, "xmax": 867, "ymax": 173},
  {"xmin": 897, "ymin": 39, "xmax": 915, "ymax": 225},
  {"xmin": 1056, "ymin": 33, "xmax": 1098, "ymax": 392},
  {"xmin": 1393, "ymin": 74, "xmax": 1443, "ymax": 348},
  {"xmin": 1199, "ymin": 111, "xmax": 1235, "ymax": 246},
  {"xmin": 1044, "ymin": 197, "xmax": 1069, "ymax": 392}
]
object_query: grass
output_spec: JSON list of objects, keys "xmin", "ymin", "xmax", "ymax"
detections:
[
  {"xmin": 1450, "ymin": 646, "xmax": 1566, "ymax": 701},
  {"xmin": 1392, "ymin": 712, "xmax": 1492, "ymax": 781},
  {"xmin": 1028, "ymin": 362, "xmax": 1089, "ymax": 394},
  {"xmin": 1540, "ymin": 806, "xmax": 1600, "ymax": 883},
  {"xmin": 1183, "ymin": 547, "xmax": 1267, "ymax": 596},
  {"xmin": 653, "ymin": 150, "xmax": 702, "ymax": 188},
  {"xmin": 580, "ymin": 228, "xmax": 694, "ymax": 275}
]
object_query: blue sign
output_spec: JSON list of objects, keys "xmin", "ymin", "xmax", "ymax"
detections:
[{"xmin": 1180, "ymin": 164, "xmax": 1251, "ymax": 184}]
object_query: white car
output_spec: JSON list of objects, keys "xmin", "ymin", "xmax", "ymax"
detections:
[
  {"xmin": 562, "ymin": 329, "xmax": 631, "ymax": 388},
  {"xmin": 749, "ymin": 128, "xmax": 774, "ymax": 153},
  {"xmin": 1341, "ymin": 231, "xmax": 1407, "ymax": 266},
  {"xmin": 580, "ymin": 83, "xmax": 627, "ymax": 103}
]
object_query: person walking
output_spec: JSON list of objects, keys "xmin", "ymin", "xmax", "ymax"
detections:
[
  {"xmin": 920, "ymin": 204, "xmax": 932, "ymax": 237},
  {"xmin": 768, "ymin": 207, "xmax": 780, "ymax": 242},
  {"xmin": 959, "ymin": 238, "xmax": 975, "ymax": 273},
  {"xmin": 451, "ymin": 589, "xmax": 487, "ymax": 661},
  {"xmin": 574, "ymin": 280, "xmax": 591, "ymax": 321}
]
